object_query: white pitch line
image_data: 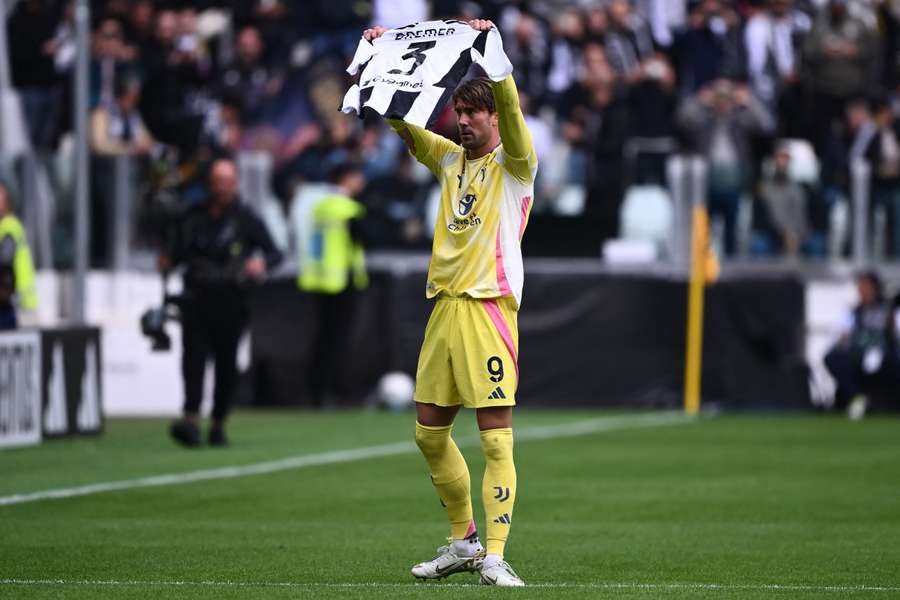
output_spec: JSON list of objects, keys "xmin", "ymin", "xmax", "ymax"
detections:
[
  {"xmin": 1, "ymin": 578, "xmax": 899, "ymax": 594},
  {"xmin": 0, "ymin": 412, "xmax": 689, "ymax": 507}
]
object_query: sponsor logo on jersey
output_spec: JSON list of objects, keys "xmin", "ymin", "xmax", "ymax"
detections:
[
  {"xmin": 447, "ymin": 212, "xmax": 482, "ymax": 232},
  {"xmin": 362, "ymin": 75, "xmax": 424, "ymax": 89}
]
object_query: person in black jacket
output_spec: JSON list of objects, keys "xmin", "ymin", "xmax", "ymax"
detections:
[
  {"xmin": 159, "ymin": 158, "xmax": 282, "ymax": 447},
  {"xmin": 823, "ymin": 271, "xmax": 889, "ymax": 418}
]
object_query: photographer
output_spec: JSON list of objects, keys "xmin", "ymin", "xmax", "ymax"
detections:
[{"xmin": 159, "ymin": 158, "xmax": 282, "ymax": 447}]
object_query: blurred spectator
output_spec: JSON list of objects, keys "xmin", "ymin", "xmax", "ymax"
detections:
[
  {"xmin": 752, "ymin": 143, "xmax": 824, "ymax": 256},
  {"xmin": 546, "ymin": 9, "xmax": 587, "ymax": 105},
  {"xmin": 673, "ymin": 0, "xmax": 745, "ymax": 95},
  {"xmin": 299, "ymin": 0, "xmax": 372, "ymax": 61},
  {"xmin": 218, "ymin": 26, "xmax": 284, "ymax": 125},
  {"xmin": 636, "ymin": 0, "xmax": 687, "ymax": 49},
  {"xmin": 140, "ymin": 9, "xmax": 212, "ymax": 151},
  {"xmin": 230, "ymin": 0, "xmax": 296, "ymax": 64},
  {"xmin": 820, "ymin": 97, "xmax": 871, "ymax": 216},
  {"xmin": 558, "ymin": 41, "xmax": 613, "ymax": 187},
  {"xmin": 50, "ymin": 1, "xmax": 77, "ymax": 77},
  {"xmin": 857, "ymin": 95, "xmax": 900, "ymax": 257},
  {"xmin": 8, "ymin": 0, "xmax": 64, "ymax": 150},
  {"xmin": 561, "ymin": 59, "xmax": 631, "ymax": 239},
  {"xmin": 123, "ymin": 0, "xmax": 156, "ymax": 60},
  {"xmin": 878, "ymin": 0, "xmax": 900, "ymax": 90},
  {"xmin": 824, "ymin": 271, "xmax": 889, "ymax": 418},
  {"xmin": 0, "ymin": 183, "xmax": 38, "ymax": 330},
  {"xmin": 90, "ymin": 16, "xmax": 137, "ymax": 109},
  {"xmin": 500, "ymin": 8, "xmax": 551, "ymax": 106},
  {"xmin": 607, "ymin": 0, "xmax": 679, "ymax": 158},
  {"xmin": 90, "ymin": 77, "xmax": 154, "ymax": 266},
  {"xmin": 585, "ymin": 3, "xmax": 609, "ymax": 40},
  {"xmin": 605, "ymin": 0, "xmax": 656, "ymax": 82},
  {"xmin": 743, "ymin": 0, "xmax": 810, "ymax": 117},
  {"xmin": 802, "ymin": 0, "xmax": 878, "ymax": 152},
  {"xmin": 677, "ymin": 79, "xmax": 775, "ymax": 255},
  {"xmin": 91, "ymin": 78, "xmax": 154, "ymax": 157}
]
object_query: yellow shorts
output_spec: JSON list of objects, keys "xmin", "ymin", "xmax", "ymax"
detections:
[{"xmin": 414, "ymin": 295, "xmax": 519, "ymax": 409}]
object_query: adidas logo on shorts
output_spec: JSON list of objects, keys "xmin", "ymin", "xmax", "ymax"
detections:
[{"xmin": 487, "ymin": 387, "xmax": 506, "ymax": 400}]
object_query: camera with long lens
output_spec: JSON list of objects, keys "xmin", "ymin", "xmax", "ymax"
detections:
[
  {"xmin": 140, "ymin": 274, "xmax": 182, "ymax": 352},
  {"xmin": 140, "ymin": 302, "xmax": 175, "ymax": 351}
]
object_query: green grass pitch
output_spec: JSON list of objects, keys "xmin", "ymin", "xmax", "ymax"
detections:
[{"xmin": 1, "ymin": 409, "xmax": 898, "ymax": 599}]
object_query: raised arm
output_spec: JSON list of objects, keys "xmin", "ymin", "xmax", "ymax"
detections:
[
  {"xmin": 387, "ymin": 118, "xmax": 458, "ymax": 176},
  {"xmin": 492, "ymin": 75, "xmax": 536, "ymax": 182},
  {"xmin": 359, "ymin": 26, "xmax": 459, "ymax": 174}
]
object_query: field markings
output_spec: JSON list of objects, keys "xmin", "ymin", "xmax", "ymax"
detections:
[
  {"xmin": 2, "ymin": 578, "xmax": 899, "ymax": 594},
  {"xmin": 0, "ymin": 412, "xmax": 687, "ymax": 507}
]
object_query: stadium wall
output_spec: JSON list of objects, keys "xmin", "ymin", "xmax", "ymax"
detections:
[
  {"xmin": 249, "ymin": 266, "xmax": 811, "ymax": 411},
  {"xmin": 20, "ymin": 268, "xmax": 864, "ymax": 417}
]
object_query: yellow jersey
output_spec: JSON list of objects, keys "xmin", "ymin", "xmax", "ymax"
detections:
[{"xmin": 390, "ymin": 76, "xmax": 537, "ymax": 308}]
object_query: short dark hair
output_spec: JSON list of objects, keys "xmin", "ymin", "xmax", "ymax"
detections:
[
  {"xmin": 328, "ymin": 162, "xmax": 363, "ymax": 185},
  {"xmin": 857, "ymin": 270, "xmax": 885, "ymax": 302},
  {"xmin": 114, "ymin": 76, "xmax": 140, "ymax": 100},
  {"xmin": 452, "ymin": 78, "xmax": 495, "ymax": 114}
]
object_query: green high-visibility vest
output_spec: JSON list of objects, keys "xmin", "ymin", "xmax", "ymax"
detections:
[
  {"xmin": 0, "ymin": 214, "xmax": 37, "ymax": 310},
  {"xmin": 298, "ymin": 194, "xmax": 368, "ymax": 294}
]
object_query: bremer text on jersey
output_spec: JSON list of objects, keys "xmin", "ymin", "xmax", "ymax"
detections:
[{"xmin": 341, "ymin": 20, "xmax": 513, "ymax": 129}]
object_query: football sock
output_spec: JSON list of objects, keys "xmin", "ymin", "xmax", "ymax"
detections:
[
  {"xmin": 415, "ymin": 422, "xmax": 475, "ymax": 540},
  {"xmin": 480, "ymin": 427, "xmax": 516, "ymax": 557}
]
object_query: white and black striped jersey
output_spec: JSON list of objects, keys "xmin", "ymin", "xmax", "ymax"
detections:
[{"xmin": 341, "ymin": 20, "xmax": 513, "ymax": 129}]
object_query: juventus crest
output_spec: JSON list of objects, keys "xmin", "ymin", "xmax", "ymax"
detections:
[{"xmin": 459, "ymin": 194, "xmax": 477, "ymax": 216}]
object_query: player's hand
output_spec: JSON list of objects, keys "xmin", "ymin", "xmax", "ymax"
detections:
[
  {"xmin": 363, "ymin": 26, "xmax": 388, "ymax": 41},
  {"xmin": 469, "ymin": 19, "xmax": 495, "ymax": 31}
]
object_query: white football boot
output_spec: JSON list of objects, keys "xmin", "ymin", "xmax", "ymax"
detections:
[
  {"xmin": 411, "ymin": 535, "xmax": 484, "ymax": 580},
  {"xmin": 479, "ymin": 558, "xmax": 526, "ymax": 587}
]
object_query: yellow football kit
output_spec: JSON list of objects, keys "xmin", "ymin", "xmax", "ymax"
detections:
[{"xmin": 390, "ymin": 75, "xmax": 537, "ymax": 409}]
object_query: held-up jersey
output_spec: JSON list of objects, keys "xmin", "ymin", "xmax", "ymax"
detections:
[
  {"xmin": 341, "ymin": 20, "xmax": 512, "ymax": 129},
  {"xmin": 389, "ymin": 76, "xmax": 537, "ymax": 309}
]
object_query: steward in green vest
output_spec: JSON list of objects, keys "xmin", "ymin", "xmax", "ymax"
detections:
[
  {"xmin": 0, "ymin": 183, "xmax": 37, "ymax": 330},
  {"xmin": 298, "ymin": 168, "xmax": 369, "ymax": 294},
  {"xmin": 297, "ymin": 163, "xmax": 369, "ymax": 407}
]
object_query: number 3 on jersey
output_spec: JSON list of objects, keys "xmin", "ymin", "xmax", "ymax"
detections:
[
  {"xmin": 388, "ymin": 41, "xmax": 436, "ymax": 76},
  {"xmin": 487, "ymin": 356, "xmax": 504, "ymax": 383}
]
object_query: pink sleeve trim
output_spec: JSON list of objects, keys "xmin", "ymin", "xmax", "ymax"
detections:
[
  {"xmin": 518, "ymin": 196, "xmax": 531, "ymax": 241},
  {"xmin": 495, "ymin": 226, "xmax": 512, "ymax": 295}
]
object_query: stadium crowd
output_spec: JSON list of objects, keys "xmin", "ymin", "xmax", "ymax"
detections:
[{"xmin": 9, "ymin": 0, "xmax": 900, "ymax": 260}]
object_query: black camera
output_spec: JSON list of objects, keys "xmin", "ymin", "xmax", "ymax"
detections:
[
  {"xmin": 140, "ymin": 273, "xmax": 182, "ymax": 351},
  {"xmin": 140, "ymin": 304, "xmax": 174, "ymax": 351}
]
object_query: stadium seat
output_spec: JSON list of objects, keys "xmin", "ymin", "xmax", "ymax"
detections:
[{"xmin": 618, "ymin": 184, "xmax": 673, "ymax": 257}]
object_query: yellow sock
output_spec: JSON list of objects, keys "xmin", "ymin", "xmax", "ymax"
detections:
[
  {"xmin": 480, "ymin": 427, "xmax": 516, "ymax": 557},
  {"xmin": 415, "ymin": 422, "xmax": 475, "ymax": 540}
]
